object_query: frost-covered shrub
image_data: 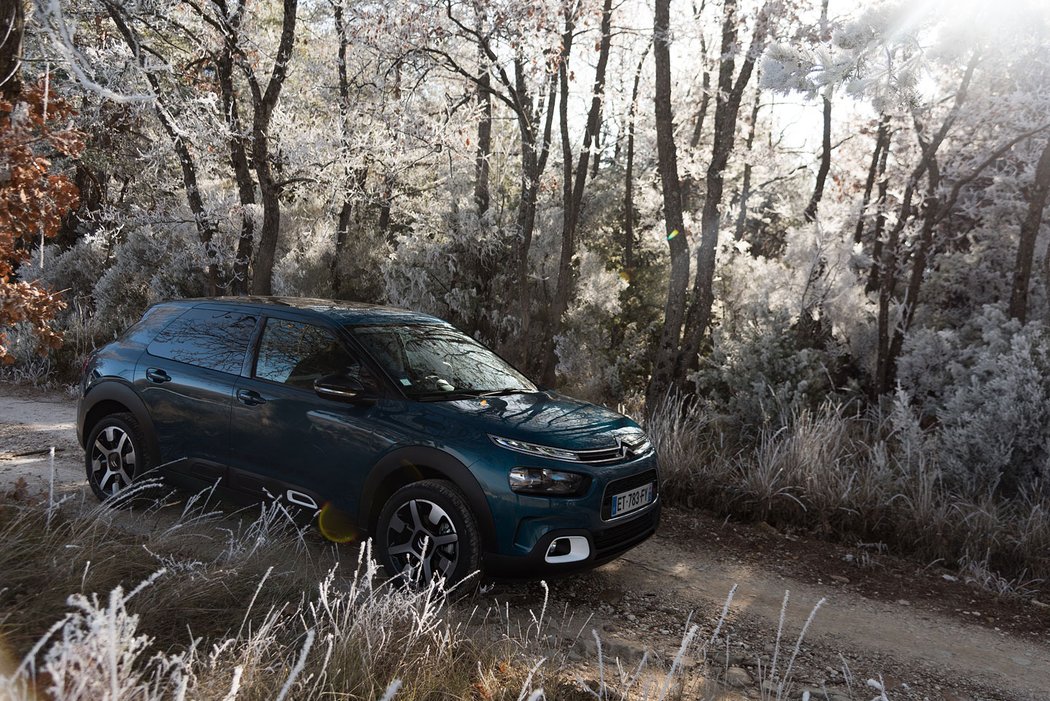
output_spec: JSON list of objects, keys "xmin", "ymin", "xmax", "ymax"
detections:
[
  {"xmin": 898, "ymin": 306, "xmax": 1050, "ymax": 494},
  {"xmin": 554, "ymin": 248, "xmax": 631, "ymax": 402},
  {"xmin": 382, "ymin": 196, "xmax": 516, "ymax": 345},
  {"xmin": 691, "ymin": 310, "xmax": 849, "ymax": 435},
  {"xmin": 913, "ymin": 226, "xmax": 1018, "ymax": 332},
  {"xmin": 40, "ymin": 238, "xmax": 109, "ymax": 304},
  {"xmin": 90, "ymin": 224, "xmax": 209, "ymax": 335},
  {"xmin": 272, "ymin": 219, "xmax": 388, "ymax": 304}
]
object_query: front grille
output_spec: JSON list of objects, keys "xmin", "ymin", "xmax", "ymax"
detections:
[
  {"xmin": 592, "ymin": 507, "xmax": 659, "ymax": 557},
  {"xmin": 574, "ymin": 433, "xmax": 653, "ymax": 465},
  {"xmin": 600, "ymin": 468, "xmax": 659, "ymax": 520}
]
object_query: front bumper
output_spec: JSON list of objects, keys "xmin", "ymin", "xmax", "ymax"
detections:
[{"xmin": 483, "ymin": 499, "xmax": 661, "ymax": 578}]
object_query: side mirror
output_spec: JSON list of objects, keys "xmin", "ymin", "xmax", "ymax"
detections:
[{"xmin": 314, "ymin": 375, "xmax": 369, "ymax": 403}]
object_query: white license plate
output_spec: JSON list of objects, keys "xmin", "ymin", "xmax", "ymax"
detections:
[{"xmin": 611, "ymin": 482, "xmax": 654, "ymax": 517}]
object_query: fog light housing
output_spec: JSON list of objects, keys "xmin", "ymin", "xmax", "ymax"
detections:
[{"xmin": 545, "ymin": 536, "xmax": 590, "ymax": 563}]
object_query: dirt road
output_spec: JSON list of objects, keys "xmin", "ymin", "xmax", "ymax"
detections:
[{"xmin": 1, "ymin": 384, "xmax": 1048, "ymax": 700}]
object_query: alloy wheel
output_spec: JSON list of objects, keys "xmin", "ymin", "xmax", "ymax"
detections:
[
  {"xmin": 89, "ymin": 425, "xmax": 137, "ymax": 496},
  {"xmin": 385, "ymin": 498, "xmax": 460, "ymax": 582}
]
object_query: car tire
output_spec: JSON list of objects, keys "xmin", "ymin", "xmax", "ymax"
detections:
[
  {"xmin": 85, "ymin": 412, "xmax": 152, "ymax": 503},
  {"xmin": 376, "ymin": 479, "xmax": 481, "ymax": 589}
]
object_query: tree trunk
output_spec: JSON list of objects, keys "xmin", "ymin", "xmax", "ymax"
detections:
[
  {"xmin": 803, "ymin": 0, "xmax": 831, "ymax": 223},
  {"xmin": 332, "ymin": 167, "xmax": 366, "ymax": 297},
  {"xmin": 0, "ymin": 0, "xmax": 23, "ymax": 100},
  {"xmin": 865, "ymin": 123, "xmax": 893, "ymax": 293},
  {"xmin": 330, "ymin": 1, "xmax": 362, "ymax": 299},
  {"xmin": 646, "ymin": 0, "xmax": 692, "ymax": 408},
  {"xmin": 803, "ymin": 95, "xmax": 832, "ymax": 221},
  {"xmin": 688, "ymin": 59, "xmax": 711, "ymax": 149},
  {"xmin": 513, "ymin": 61, "xmax": 558, "ymax": 371},
  {"xmin": 1009, "ymin": 138, "xmax": 1050, "ymax": 323},
  {"xmin": 474, "ymin": 48, "xmax": 492, "ymax": 218},
  {"xmin": 854, "ymin": 114, "xmax": 890, "ymax": 245},
  {"xmin": 217, "ymin": 42, "xmax": 256, "ymax": 296},
  {"xmin": 735, "ymin": 84, "xmax": 762, "ymax": 240},
  {"xmin": 688, "ymin": 1, "xmax": 710, "ymax": 150},
  {"xmin": 377, "ymin": 176, "xmax": 393, "ymax": 245},
  {"xmin": 546, "ymin": 14, "xmax": 576, "ymax": 387},
  {"xmin": 624, "ymin": 42, "xmax": 652, "ymax": 273},
  {"xmin": 249, "ymin": 0, "xmax": 298, "ymax": 296},
  {"xmin": 884, "ymin": 157, "xmax": 940, "ymax": 388},
  {"xmin": 873, "ymin": 54, "xmax": 979, "ymax": 396}
]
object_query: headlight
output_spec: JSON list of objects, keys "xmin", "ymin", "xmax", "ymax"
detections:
[
  {"xmin": 508, "ymin": 467, "xmax": 588, "ymax": 495},
  {"xmin": 490, "ymin": 435, "xmax": 580, "ymax": 461}
]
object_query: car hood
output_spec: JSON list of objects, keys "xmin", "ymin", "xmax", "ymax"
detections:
[{"xmin": 424, "ymin": 391, "xmax": 639, "ymax": 450}]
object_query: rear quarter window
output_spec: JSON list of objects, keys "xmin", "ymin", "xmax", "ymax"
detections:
[
  {"xmin": 120, "ymin": 305, "xmax": 187, "ymax": 345},
  {"xmin": 147, "ymin": 308, "xmax": 258, "ymax": 374}
]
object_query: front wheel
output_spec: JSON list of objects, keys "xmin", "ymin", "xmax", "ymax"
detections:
[
  {"xmin": 85, "ymin": 413, "xmax": 151, "ymax": 503},
  {"xmin": 376, "ymin": 479, "xmax": 481, "ymax": 588}
]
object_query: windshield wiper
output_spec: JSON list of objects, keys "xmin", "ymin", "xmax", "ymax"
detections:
[
  {"xmin": 410, "ymin": 388, "xmax": 533, "ymax": 401},
  {"xmin": 477, "ymin": 388, "xmax": 533, "ymax": 398},
  {"xmin": 409, "ymin": 391, "xmax": 480, "ymax": 402}
]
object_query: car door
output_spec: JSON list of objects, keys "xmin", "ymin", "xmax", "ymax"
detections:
[
  {"xmin": 227, "ymin": 316, "xmax": 393, "ymax": 516},
  {"xmin": 137, "ymin": 306, "xmax": 259, "ymax": 489}
]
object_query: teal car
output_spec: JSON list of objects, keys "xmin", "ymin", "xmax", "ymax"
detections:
[{"xmin": 77, "ymin": 297, "xmax": 660, "ymax": 584}]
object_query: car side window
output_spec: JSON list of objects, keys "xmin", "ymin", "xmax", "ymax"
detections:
[
  {"xmin": 147, "ymin": 308, "xmax": 257, "ymax": 374},
  {"xmin": 255, "ymin": 319, "xmax": 373, "ymax": 391},
  {"xmin": 121, "ymin": 305, "xmax": 186, "ymax": 345}
]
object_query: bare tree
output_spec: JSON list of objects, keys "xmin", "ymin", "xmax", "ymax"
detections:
[
  {"xmin": 674, "ymin": 0, "xmax": 779, "ymax": 386},
  {"xmin": 873, "ymin": 51, "xmax": 1050, "ymax": 394},
  {"xmin": 646, "ymin": 0, "xmax": 691, "ymax": 407},
  {"xmin": 734, "ymin": 82, "xmax": 762, "ymax": 240},
  {"xmin": 854, "ymin": 114, "xmax": 891, "ymax": 245},
  {"xmin": 624, "ymin": 40, "xmax": 652, "ymax": 274},
  {"xmin": 802, "ymin": 0, "xmax": 831, "ymax": 222},
  {"xmin": 330, "ymin": 0, "xmax": 370, "ymax": 298},
  {"xmin": 102, "ymin": 1, "xmax": 222, "ymax": 295},
  {"xmin": 542, "ymin": 0, "xmax": 615, "ymax": 386},
  {"xmin": 423, "ymin": 0, "xmax": 560, "ymax": 366}
]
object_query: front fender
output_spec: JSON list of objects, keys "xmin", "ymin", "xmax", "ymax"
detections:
[{"xmin": 360, "ymin": 446, "xmax": 497, "ymax": 553}]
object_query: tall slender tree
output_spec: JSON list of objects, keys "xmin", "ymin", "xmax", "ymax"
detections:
[
  {"xmin": 1009, "ymin": 138, "xmax": 1050, "ymax": 323},
  {"xmin": 646, "ymin": 0, "xmax": 691, "ymax": 407},
  {"xmin": 543, "ymin": 0, "xmax": 615, "ymax": 386}
]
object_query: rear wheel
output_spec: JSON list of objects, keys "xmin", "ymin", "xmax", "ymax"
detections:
[
  {"xmin": 85, "ymin": 413, "xmax": 151, "ymax": 502},
  {"xmin": 376, "ymin": 479, "xmax": 481, "ymax": 588}
]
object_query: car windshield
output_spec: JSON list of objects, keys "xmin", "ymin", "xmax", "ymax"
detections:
[{"xmin": 348, "ymin": 323, "xmax": 536, "ymax": 399}]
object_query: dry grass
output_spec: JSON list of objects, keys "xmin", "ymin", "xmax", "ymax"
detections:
[
  {"xmin": 648, "ymin": 395, "xmax": 1050, "ymax": 590},
  {"xmin": 0, "ymin": 487, "xmax": 494, "ymax": 700},
  {"xmin": 0, "ymin": 486, "xmax": 889, "ymax": 701}
]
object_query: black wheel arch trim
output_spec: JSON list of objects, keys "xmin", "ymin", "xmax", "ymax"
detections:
[
  {"xmin": 360, "ymin": 446, "xmax": 497, "ymax": 552},
  {"xmin": 79, "ymin": 380, "xmax": 160, "ymax": 465}
]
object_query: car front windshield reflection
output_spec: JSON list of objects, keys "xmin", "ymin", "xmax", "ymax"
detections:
[{"xmin": 348, "ymin": 324, "xmax": 535, "ymax": 398}]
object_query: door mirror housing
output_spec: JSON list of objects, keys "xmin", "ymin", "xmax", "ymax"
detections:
[{"xmin": 314, "ymin": 375, "xmax": 371, "ymax": 403}]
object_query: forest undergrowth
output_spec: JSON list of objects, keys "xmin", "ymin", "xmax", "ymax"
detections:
[{"xmin": 646, "ymin": 392, "xmax": 1050, "ymax": 591}]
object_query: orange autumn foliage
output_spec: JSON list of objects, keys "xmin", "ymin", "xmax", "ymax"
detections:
[{"xmin": 0, "ymin": 80, "xmax": 85, "ymax": 363}]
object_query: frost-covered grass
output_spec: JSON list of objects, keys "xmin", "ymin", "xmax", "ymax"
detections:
[
  {"xmin": 0, "ymin": 490, "xmax": 494, "ymax": 699},
  {"xmin": 648, "ymin": 393, "xmax": 1050, "ymax": 589},
  {"xmin": 0, "ymin": 489, "xmax": 892, "ymax": 701}
]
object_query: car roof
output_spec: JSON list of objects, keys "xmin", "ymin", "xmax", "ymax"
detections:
[{"xmin": 157, "ymin": 296, "xmax": 450, "ymax": 327}]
